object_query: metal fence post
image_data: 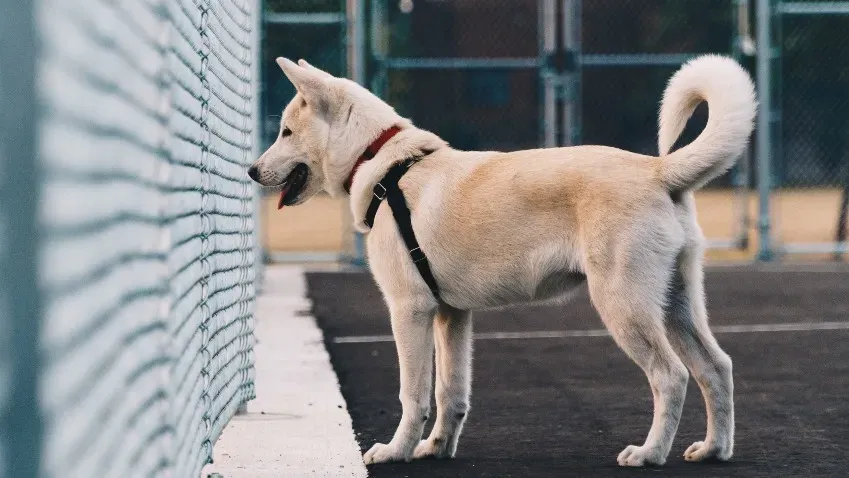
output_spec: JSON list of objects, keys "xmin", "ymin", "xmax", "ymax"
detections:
[
  {"xmin": 348, "ymin": 0, "xmax": 367, "ymax": 86},
  {"xmin": 731, "ymin": 0, "xmax": 754, "ymax": 250},
  {"xmin": 0, "ymin": 0, "xmax": 43, "ymax": 475},
  {"xmin": 540, "ymin": 0, "xmax": 557, "ymax": 148},
  {"xmin": 240, "ymin": 0, "xmax": 264, "ymax": 418},
  {"xmin": 561, "ymin": 0, "xmax": 582, "ymax": 146},
  {"xmin": 756, "ymin": 0, "xmax": 774, "ymax": 261},
  {"xmin": 348, "ymin": 0, "xmax": 368, "ymax": 267},
  {"xmin": 254, "ymin": 0, "xmax": 266, "ymax": 294},
  {"xmin": 370, "ymin": 0, "xmax": 388, "ymax": 99}
]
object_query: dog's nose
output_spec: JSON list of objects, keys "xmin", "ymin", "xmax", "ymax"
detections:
[{"xmin": 247, "ymin": 165, "xmax": 259, "ymax": 181}]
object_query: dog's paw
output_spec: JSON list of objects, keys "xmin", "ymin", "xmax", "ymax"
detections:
[
  {"xmin": 684, "ymin": 440, "xmax": 732, "ymax": 462},
  {"xmin": 363, "ymin": 442, "xmax": 410, "ymax": 465},
  {"xmin": 617, "ymin": 445, "xmax": 666, "ymax": 467},
  {"xmin": 412, "ymin": 438, "xmax": 454, "ymax": 460}
]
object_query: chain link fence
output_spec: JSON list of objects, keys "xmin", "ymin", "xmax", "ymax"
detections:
[
  {"xmin": 1, "ymin": 0, "xmax": 261, "ymax": 476},
  {"xmin": 578, "ymin": 0, "xmax": 754, "ymax": 252},
  {"xmin": 372, "ymin": 0, "xmax": 745, "ymax": 151},
  {"xmin": 260, "ymin": 1, "xmax": 849, "ymax": 264},
  {"xmin": 766, "ymin": 1, "xmax": 849, "ymax": 257},
  {"xmin": 371, "ymin": 0, "xmax": 751, "ymax": 255},
  {"xmin": 259, "ymin": 0, "xmax": 357, "ymax": 264},
  {"xmin": 372, "ymin": 0, "xmax": 541, "ymax": 151},
  {"xmin": 260, "ymin": 1, "xmax": 758, "ymax": 264}
]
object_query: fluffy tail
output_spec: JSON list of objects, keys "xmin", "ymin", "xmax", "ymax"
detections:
[{"xmin": 657, "ymin": 54, "xmax": 757, "ymax": 192}]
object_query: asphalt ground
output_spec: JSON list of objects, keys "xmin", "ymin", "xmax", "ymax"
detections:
[{"xmin": 306, "ymin": 265, "xmax": 849, "ymax": 477}]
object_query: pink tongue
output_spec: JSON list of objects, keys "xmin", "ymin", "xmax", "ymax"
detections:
[{"xmin": 277, "ymin": 185, "xmax": 290, "ymax": 210}]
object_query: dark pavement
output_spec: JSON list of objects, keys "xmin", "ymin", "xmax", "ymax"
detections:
[{"xmin": 307, "ymin": 265, "xmax": 849, "ymax": 477}]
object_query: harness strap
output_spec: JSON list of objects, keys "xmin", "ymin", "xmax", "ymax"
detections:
[{"xmin": 364, "ymin": 159, "xmax": 440, "ymax": 298}]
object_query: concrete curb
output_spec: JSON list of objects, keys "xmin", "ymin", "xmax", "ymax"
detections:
[{"xmin": 202, "ymin": 265, "xmax": 367, "ymax": 477}]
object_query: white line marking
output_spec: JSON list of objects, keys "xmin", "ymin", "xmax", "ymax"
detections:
[
  {"xmin": 332, "ymin": 321, "xmax": 849, "ymax": 344},
  {"xmin": 712, "ymin": 321, "xmax": 849, "ymax": 333},
  {"xmin": 706, "ymin": 263, "xmax": 849, "ymax": 273}
]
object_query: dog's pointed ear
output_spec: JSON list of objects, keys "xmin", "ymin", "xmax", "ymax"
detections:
[
  {"xmin": 297, "ymin": 59, "xmax": 334, "ymax": 80},
  {"xmin": 277, "ymin": 57, "xmax": 326, "ymax": 103}
]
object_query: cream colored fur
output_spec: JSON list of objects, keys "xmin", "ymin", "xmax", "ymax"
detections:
[{"xmin": 251, "ymin": 55, "xmax": 757, "ymax": 467}]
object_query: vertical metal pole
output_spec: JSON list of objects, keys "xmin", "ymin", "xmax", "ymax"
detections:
[
  {"xmin": 370, "ymin": 0, "xmax": 388, "ymax": 99},
  {"xmin": 756, "ymin": 0, "xmax": 774, "ymax": 260},
  {"xmin": 0, "ymin": 0, "xmax": 43, "ymax": 475},
  {"xmin": 732, "ymin": 0, "xmax": 752, "ymax": 250},
  {"xmin": 771, "ymin": 0, "xmax": 783, "ymax": 231},
  {"xmin": 253, "ymin": 0, "xmax": 266, "ymax": 288},
  {"xmin": 348, "ymin": 0, "xmax": 367, "ymax": 86},
  {"xmin": 348, "ymin": 0, "xmax": 368, "ymax": 266},
  {"xmin": 540, "ymin": 0, "xmax": 557, "ymax": 148},
  {"xmin": 837, "ymin": 185, "xmax": 848, "ymax": 260},
  {"xmin": 239, "ymin": 0, "xmax": 263, "ymax": 417},
  {"xmin": 561, "ymin": 0, "xmax": 581, "ymax": 146},
  {"xmin": 357, "ymin": 0, "xmax": 388, "ymax": 267}
]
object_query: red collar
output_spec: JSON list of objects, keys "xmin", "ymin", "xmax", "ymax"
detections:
[{"xmin": 343, "ymin": 126, "xmax": 402, "ymax": 193}]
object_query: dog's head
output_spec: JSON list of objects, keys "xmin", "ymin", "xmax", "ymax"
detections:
[{"xmin": 249, "ymin": 58, "xmax": 404, "ymax": 207}]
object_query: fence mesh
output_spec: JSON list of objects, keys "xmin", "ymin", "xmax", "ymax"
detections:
[
  {"xmin": 771, "ymin": 2, "xmax": 849, "ymax": 254},
  {"xmin": 263, "ymin": 1, "xmax": 346, "ymax": 149},
  {"xmin": 580, "ymin": 0, "xmax": 737, "ymax": 159},
  {"xmin": 259, "ymin": 0, "xmax": 756, "ymax": 262},
  {"xmin": 367, "ymin": 0, "xmax": 750, "ymax": 253},
  {"xmin": 0, "ymin": 0, "xmax": 258, "ymax": 476},
  {"xmin": 375, "ymin": 0, "xmax": 540, "ymax": 152},
  {"xmin": 779, "ymin": 7, "xmax": 849, "ymax": 188},
  {"xmin": 260, "ymin": 1, "xmax": 355, "ymax": 262}
]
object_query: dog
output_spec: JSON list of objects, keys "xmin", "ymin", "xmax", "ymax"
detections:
[{"xmin": 249, "ymin": 55, "xmax": 756, "ymax": 467}]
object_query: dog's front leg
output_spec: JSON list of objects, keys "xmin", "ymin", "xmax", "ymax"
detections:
[
  {"xmin": 364, "ymin": 299, "xmax": 436, "ymax": 465},
  {"xmin": 414, "ymin": 305, "xmax": 472, "ymax": 459}
]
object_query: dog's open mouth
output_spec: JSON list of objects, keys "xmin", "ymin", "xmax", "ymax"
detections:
[{"xmin": 277, "ymin": 163, "xmax": 309, "ymax": 209}]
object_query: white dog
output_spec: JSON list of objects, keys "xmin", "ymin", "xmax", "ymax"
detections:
[{"xmin": 249, "ymin": 55, "xmax": 756, "ymax": 467}]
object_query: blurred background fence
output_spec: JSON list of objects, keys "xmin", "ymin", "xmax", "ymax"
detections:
[
  {"xmin": 259, "ymin": 0, "xmax": 358, "ymax": 264},
  {"xmin": 1, "ymin": 0, "xmax": 260, "ymax": 477},
  {"xmin": 767, "ymin": 1, "xmax": 849, "ymax": 258},
  {"xmin": 263, "ymin": 0, "xmax": 848, "ymax": 263}
]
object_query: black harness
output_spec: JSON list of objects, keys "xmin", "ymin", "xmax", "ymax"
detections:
[{"xmin": 364, "ymin": 157, "xmax": 440, "ymax": 298}]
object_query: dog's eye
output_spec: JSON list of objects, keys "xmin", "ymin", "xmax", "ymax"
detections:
[{"xmin": 281, "ymin": 127, "xmax": 292, "ymax": 138}]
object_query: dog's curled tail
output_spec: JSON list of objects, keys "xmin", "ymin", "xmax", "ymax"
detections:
[{"xmin": 657, "ymin": 54, "xmax": 757, "ymax": 192}]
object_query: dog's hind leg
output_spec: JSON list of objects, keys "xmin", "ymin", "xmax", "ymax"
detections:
[
  {"xmin": 414, "ymin": 305, "xmax": 472, "ymax": 459},
  {"xmin": 665, "ymin": 197, "xmax": 735, "ymax": 462},
  {"xmin": 364, "ymin": 298, "xmax": 437, "ymax": 465},
  {"xmin": 586, "ymin": 235, "xmax": 689, "ymax": 467}
]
